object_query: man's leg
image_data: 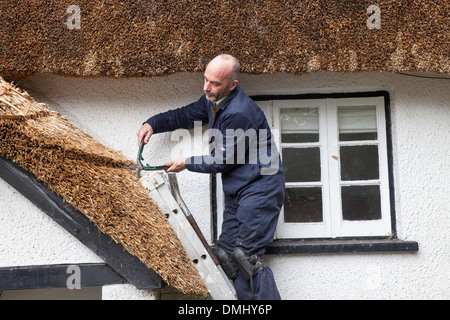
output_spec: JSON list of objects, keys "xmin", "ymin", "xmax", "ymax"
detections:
[
  {"xmin": 216, "ymin": 196, "xmax": 253, "ymax": 298},
  {"xmin": 252, "ymin": 263, "xmax": 281, "ymax": 300},
  {"xmin": 232, "ymin": 250, "xmax": 281, "ymax": 300},
  {"xmin": 232, "ymin": 202, "xmax": 281, "ymax": 300},
  {"xmin": 232, "ymin": 174, "xmax": 285, "ymax": 300},
  {"xmin": 217, "ymin": 195, "xmax": 239, "ymax": 256},
  {"xmin": 217, "ymin": 175, "xmax": 284, "ymax": 300}
]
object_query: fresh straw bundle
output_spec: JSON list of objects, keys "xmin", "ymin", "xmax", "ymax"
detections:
[{"xmin": 0, "ymin": 77, "xmax": 208, "ymax": 297}]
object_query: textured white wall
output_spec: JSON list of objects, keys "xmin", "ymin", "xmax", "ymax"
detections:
[
  {"xmin": 0, "ymin": 179, "xmax": 102, "ymax": 266},
  {"xmin": 1, "ymin": 71, "xmax": 448, "ymax": 299}
]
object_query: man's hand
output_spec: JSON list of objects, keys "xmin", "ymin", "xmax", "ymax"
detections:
[
  {"xmin": 165, "ymin": 157, "xmax": 187, "ymax": 173},
  {"xmin": 137, "ymin": 123, "xmax": 153, "ymax": 145}
]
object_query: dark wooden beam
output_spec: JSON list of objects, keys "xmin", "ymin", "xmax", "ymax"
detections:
[{"xmin": 0, "ymin": 263, "xmax": 126, "ymax": 290}]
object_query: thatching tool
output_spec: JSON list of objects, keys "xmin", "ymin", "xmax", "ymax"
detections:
[{"xmin": 133, "ymin": 140, "xmax": 169, "ymax": 177}]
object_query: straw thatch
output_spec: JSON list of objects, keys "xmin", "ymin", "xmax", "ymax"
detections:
[
  {"xmin": 0, "ymin": 77, "xmax": 208, "ymax": 297},
  {"xmin": 0, "ymin": 0, "xmax": 448, "ymax": 79}
]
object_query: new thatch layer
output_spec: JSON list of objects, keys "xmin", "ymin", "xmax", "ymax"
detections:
[
  {"xmin": 0, "ymin": 77, "xmax": 208, "ymax": 297},
  {"xmin": 0, "ymin": 0, "xmax": 448, "ymax": 78}
]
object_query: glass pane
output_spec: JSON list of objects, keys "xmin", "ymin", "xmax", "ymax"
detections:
[
  {"xmin": 338, "ymin": 106, "xmax": 377, "ymax": 141},
  {"xmin": 281, "ymin": 108, "xmax": 319, "ymax": 143},
  {"xmin": 284, "ymin": 187, "xmax": 323, "ymax": 223},
  {"xmin": 340, "ymin": 145, "xmax": 379, "ymax": 181},
  {"xmin": 282, "ymin": 147, "xmax": 321, "ymax": 182},
  {"xmin": 341, "ymin": 185, "xmax": 381, "ymax": 221}
]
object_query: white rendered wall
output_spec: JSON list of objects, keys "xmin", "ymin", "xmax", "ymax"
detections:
[
  {"xmin": 0, "ymin": 71, "xmax": 447, "ymax": 299},
  {"xmin": 0, "ymin": 178, "xmax": 102, "ymax": 266}
]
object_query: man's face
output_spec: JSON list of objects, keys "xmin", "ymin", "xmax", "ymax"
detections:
[{"xmin": 203, "ymin": 60, "xmax": 238, "ymax": 102}]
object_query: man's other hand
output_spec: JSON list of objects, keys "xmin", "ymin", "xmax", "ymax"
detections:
[
  {"xmin": 165, "ymin": 157, "xmax": 187, "ymax": 173},
  {"xmin": 137, "ymin": 123, "xmax": 154, "ymax": 145}
]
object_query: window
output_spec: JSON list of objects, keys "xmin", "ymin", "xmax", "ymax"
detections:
[{"xmin": 214, "ymin": 92, "xmax": 394, "ymax": 241}]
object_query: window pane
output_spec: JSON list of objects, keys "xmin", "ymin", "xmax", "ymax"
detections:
[
  {"xmin": 284, "ymin": 187, "xmax": 323, "ymax": 222},
  {"xmin": 340, "ymin": 145, "xmax": 379, "ymax": 181},
  {"xmin": 341, "ymin": 185, "xmax": 381, "ymax": 221},
  {"xmin": 283, "ymin": 148, "xmax": 321, "ymax": 182},
  {"xmin": 281, "ymin": 108, "xmax": 319, "ymax": 143},
  {"xmin": 338, "ymin": 106, "xmax": 377, "ymax": 141}
]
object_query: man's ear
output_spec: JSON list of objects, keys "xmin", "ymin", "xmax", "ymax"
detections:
[{"xmin": 230, "ymin": 80, "xmax": 238, "ymax": 91}]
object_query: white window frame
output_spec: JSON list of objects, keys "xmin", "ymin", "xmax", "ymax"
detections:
[
  {"xmin": 215, "ymin": 94, "xmax": 393, "ymax": 240},
  {"xmin": 271, "ymin": 99, "xmax": 331, "ymax": 238}
]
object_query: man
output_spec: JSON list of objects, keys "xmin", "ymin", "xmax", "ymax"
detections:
[{"xmin": 136, "ymin": 54, "xmax": 285, "ymax": 300}]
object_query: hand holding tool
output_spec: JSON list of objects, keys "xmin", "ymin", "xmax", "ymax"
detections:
[{"xmin": 132, "ymin": 140, "xmax": 168, "ymax": 177}]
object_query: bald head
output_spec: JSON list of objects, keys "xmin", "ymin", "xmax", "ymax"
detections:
[
  {"xmin": 203, "ymin": 54, "xmax": 240, "ymax": 102},
  {"xmin": 208, "ymin": 54, "xmax": 240, "ymax": 82}
]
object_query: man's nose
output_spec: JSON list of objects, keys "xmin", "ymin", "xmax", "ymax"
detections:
[{"xmin": 204, "ymin": 81, "xmax": 210, "ymax": 92}]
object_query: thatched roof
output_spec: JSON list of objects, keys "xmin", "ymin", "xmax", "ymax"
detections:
[
  {"xmin": 0, "ymin": 77, "xmax": 208, "ymax": 297},
  {"xmin": 1, "ymin": 0, "xmax": 448, "ymax": 78}
]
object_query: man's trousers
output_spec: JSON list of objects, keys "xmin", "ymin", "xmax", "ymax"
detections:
[{"xmin": 217, "ymin": 172, "xmax": 285, "ymax": 300}]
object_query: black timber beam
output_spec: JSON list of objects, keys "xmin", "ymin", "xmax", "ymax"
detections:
[{"xmin": 0, "ymin": 263, "xmax": 126, "ymax": 290}]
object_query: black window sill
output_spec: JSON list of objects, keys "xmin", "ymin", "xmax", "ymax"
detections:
[{"xmin": 266, "ymin": 238, "xmax": 419, "ymax": 255}]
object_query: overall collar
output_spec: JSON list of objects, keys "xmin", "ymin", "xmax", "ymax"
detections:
[{"xmin": 211, "ymin": 85, "xmax": 240, "ymax": 110}]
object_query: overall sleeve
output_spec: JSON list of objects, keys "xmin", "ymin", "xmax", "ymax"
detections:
[
  {"xmin": 145, "ymin": 95, "xmax": 209, "ymax": 134},
  {"xmin": 185, "ymin": 111, "xmax": 257, "ymax": 174}
]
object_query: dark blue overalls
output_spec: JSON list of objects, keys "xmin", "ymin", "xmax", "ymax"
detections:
[{"xmin": 146, "ymin": 86, "xmax": 285, "ymax": 300}]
